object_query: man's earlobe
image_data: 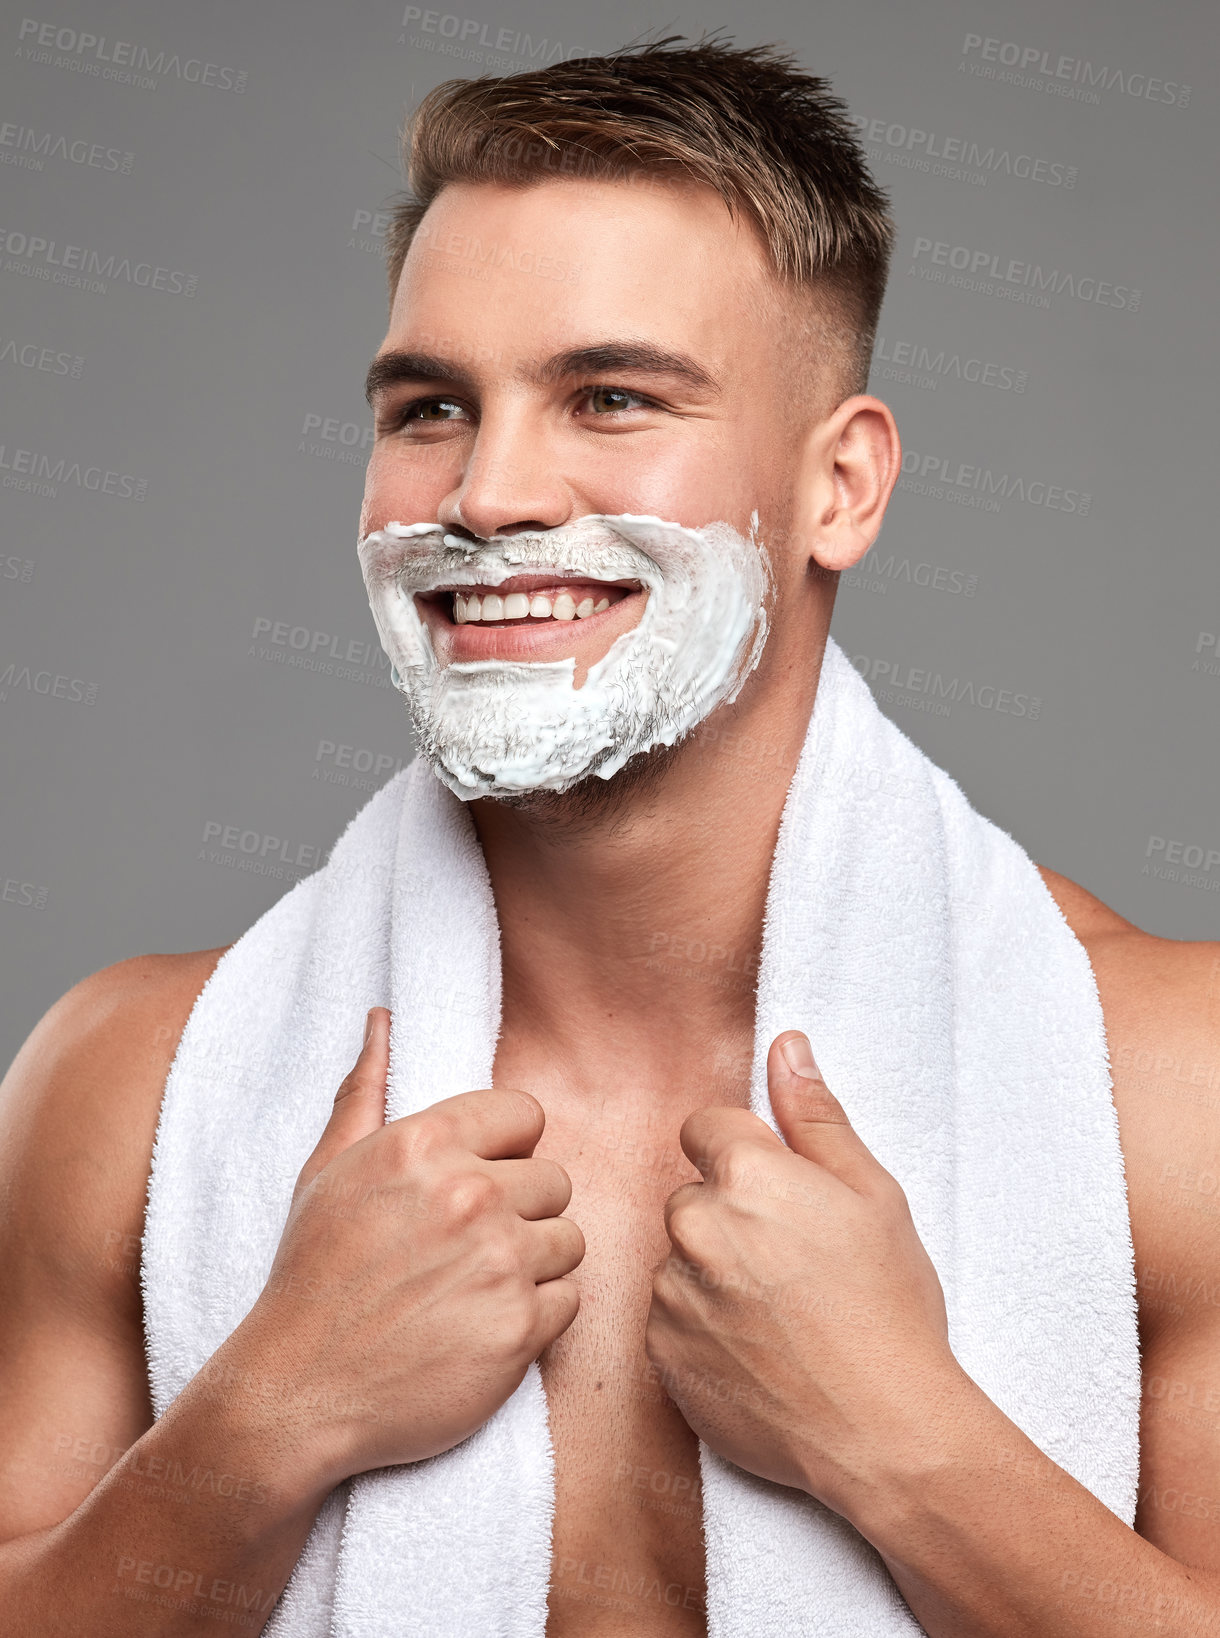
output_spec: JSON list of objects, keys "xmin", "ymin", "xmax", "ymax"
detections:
[{"xmin": 809, "ymin": 516, "xmax": 873, "ymax": 574}]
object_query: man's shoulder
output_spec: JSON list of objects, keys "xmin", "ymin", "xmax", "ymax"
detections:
[
  {"xmin": 0, "ymin": 947, "xmax": 231, "ymax": 1311},
  {"xmin": 4, "ymin": 944, "xmax": 232, "ymax": 1107},
  {"xmin": 1034, "ymin": 862, "xmax": 1217, "ymax": 1050},
  {"xmin": 1036, "ymin": 864, "xmax": 1220, "ymax": 1347},
  {"xmin": 29, "ymin": 945, "xmax": 233, "ymax": 1101}
]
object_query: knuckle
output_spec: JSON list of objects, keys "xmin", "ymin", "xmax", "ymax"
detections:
[
  {"xmin": 668, "ymin": 1248, "xmax": 715, "ymax": 1290},
  {"xmin": 331, "ymin": 1069, "xmax": 360, "ymax": 1106},
  {"xmin": 665, "ymin": 1195, "xmax": 702, "ymax": 1252},
  {"xmin": 549, "ymin": 1278, "xmax": 581, "ymax": 1332},
  {"xmin": 289, "ymin": 1167, "xmax": 317, "ymax": 1207},
  {"xmin": 439, "ymin": 1169, "xmax": 499, "ymax": 1226},
  {"xmin": 389, "ymin": 1116, "xmax": 445, "ymax": 1171},
  {"xmin": 716, "ymin": 1142, "xmax": 756, "ymax": 1193},
  {"xmin": 334, "ymin": 1066, "xmax": 382, "ymax": 1104},
  {"xmin": 418, "ymin": 1106, "xmax": 464, "ymax": 1148},
  {"xmin": 499, "ymin": 1292, "xmax": 542, "ymax": 1359},
  {"xmin": 471, "ymin": 1226, "xmax": 524, "ymax": 1283},
  {"xmin": 665, "ymin": 1186, "xmax": 691, "ymax": 1224},
  {"xmin": 550, "ymin": 1218, "xmax": 584, "ymax": 1269},
  {"xmin": 539, "ymin": 1157, "xmax": 573, "ymax": 1202},
  {"xmin": 874, "ymin": 1170, "xmax": 909, "ymax": 1212}
]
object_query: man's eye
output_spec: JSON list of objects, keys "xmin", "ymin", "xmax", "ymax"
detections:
[
  {"xmin": 390, "ymin": 398, "xmax": 469, "ymax": 426},
  {"xmin": 587, "ymin": 386, "xmax": 649, "ymax": 414}
]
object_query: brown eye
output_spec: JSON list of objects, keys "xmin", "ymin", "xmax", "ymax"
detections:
[
  {"xmin": 408, "ymin": 399, "xmax": 466, "ymax": 421},
  {"xmin": 588, "ymin": 387, "xmax": 639, "ymax": 414}
]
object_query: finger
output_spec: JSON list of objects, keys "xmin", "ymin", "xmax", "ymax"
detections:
[
  {"xmin": 662, "ymin": 1179, "xmax": 703, "ymax": 1239},
  {"xmin": 296, "ymin": 1006, "xmax": 390, "ymax": 1194},
  {"xmin": 523, "ymin": 1215, "xmax": 586, "ymax": 1283},
  {"xmin": 532, "ymin": 1275, "xmax": 581, "ymax": 1347},
  {"xmin": 767, "ymin": 1032, "xmax": 880, "ymax": 1192},
  {"xmin": 492, "ymin": 1156, "xmax": 573, "ymax": 1221},
  {"xmin": 408, "ymin": 1085, "xmax": 547, "ymax": 1161},
  {"xmin": 679, "ymin": 1105, "xmax": 782, "ymax": 1181}
]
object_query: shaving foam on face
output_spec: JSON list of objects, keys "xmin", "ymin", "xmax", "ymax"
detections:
[{"xmin": 356, "ymin": 513, "xmax": 773, "ymax": 800}]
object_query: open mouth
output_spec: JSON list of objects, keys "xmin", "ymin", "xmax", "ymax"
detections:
[{"xmin": 418, "ymin": 573, "xmax": 643, "ymax": 628}]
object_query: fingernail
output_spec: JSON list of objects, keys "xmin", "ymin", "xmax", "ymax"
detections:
[
  {"xmin": 782, "ymin": 1033, "xmax": 820, "ymax": 1079},
  {"xmin": 364, "ymin": 1008, "xmax": 375, "ymax": 1044}
]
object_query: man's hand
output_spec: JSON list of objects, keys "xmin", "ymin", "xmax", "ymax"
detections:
[
  {"xmin": 644, "ymin": 1030, "xmax": 960, "ymax": 1514},
  {"xmin": 226, "ymin": 1007, "xmax": 585, "ymax": 1487}
]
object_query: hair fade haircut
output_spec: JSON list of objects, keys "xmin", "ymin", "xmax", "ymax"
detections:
[{"xmin": 385, "ymin": 36, "xmax": 895, "ymax": 400}]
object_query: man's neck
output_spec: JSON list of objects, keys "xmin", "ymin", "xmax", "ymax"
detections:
[{"xmin": 469, "ymin": 648, "xmax": 823, "ymax": 1107}]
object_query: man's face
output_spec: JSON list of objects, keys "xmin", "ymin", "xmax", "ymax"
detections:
[
  {"xmin": 356, "ymin": 172, "xmax": 864, "ymax": 799},
  {"xmin": 360, "ymin": 175, "xmax": 825, "ymax": 691}
]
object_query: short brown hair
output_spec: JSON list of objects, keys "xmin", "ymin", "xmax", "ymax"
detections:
[{"xmin": 385, "ymin": 35, "xmax": 894, "ymax": 398}]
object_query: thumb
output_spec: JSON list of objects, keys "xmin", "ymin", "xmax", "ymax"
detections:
[
  {"xmin": 295, "ymin": 1006, "xmax": 390, "ymax": 1197},
  {"xmin": 767, "ymin": 1032, "xmax": 878, "ymax": 1191}
]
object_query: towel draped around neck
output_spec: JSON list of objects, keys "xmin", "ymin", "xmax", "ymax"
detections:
[{"xmin": 143, "ymin": 635, "xmax": 1141, "ymax": 1636}]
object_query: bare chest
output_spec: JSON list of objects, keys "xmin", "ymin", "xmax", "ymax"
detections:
[{"xmin": 499, "ymin": 1068, "xmax": 711, "ymax": 1636}]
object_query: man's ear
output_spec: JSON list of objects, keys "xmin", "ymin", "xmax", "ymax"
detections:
[{"xmin": 792, "ymin": 395, "xmax": 903, "ymax": 575}]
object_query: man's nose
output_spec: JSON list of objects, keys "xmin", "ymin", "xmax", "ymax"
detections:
[{"xmin": 437, "ymin": 404, "xmax": 572, "ymax": 538}]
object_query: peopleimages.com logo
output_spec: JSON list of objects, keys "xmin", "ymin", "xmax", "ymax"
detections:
[
  {"xmin": 897, "ymin": 448, "xmax": 1090, "ymax": 516},
  {"xmin": 0, "ymin": 122, "xmax": 134, "ymax": 174},
  {"xmin": 397, "ymin": 5, "xmax": 580, "ymax": 66},
  {"xmin": 872, "ymin": 334, "xmax": 1027, "ymax": 393},
  {"xmin": 15, "ymin": 18, "xmax": 248, "ymax": 92},
  {"xmin": 1, "ymin": 225, "xmax": 197, "ymax": 296},
  {"xmin": 852, "ymin": 113, "xmax": 1076, "ymax": 188},
  {"xmin": 850, "ymin": 654, "xmax": 1042, "ymax": 720},
  {"xmin": 958, "ymin": 32, "xmax": 1189, "ymax": 107},
  {"xmin": 910, "ymin": 236, "xmax": 1139, "ymax": 312}
]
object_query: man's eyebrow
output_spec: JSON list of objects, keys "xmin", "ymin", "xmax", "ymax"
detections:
[
  {"xmin": 364, "ymin": 352, "xmax": 467, "ymax": 407},
  {"xmin": 533, "ymin": 343, "xmax": 721, "ymax": 397},
  {"xmin": 363, "ymin": 341, "xmax": 721, "ymax": 407}
]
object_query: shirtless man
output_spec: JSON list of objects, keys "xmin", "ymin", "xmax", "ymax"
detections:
[{"xmin": 2, "ymin": 39, "xmax": 1218, "ymax": 1638}]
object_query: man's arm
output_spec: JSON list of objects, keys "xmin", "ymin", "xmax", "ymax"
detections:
[
  {"xmin": 0, "ymin": 954, "xmax": 336, "ymax": 1636},
  {"xmin": 0, "ymin": 959, "xmax": 584, "ymax": 1636},
  {"xmin": 842, "ymin": 914, "xmax": 1220, "ymax": 1636},
  {"xmin": 646, "ymin": 888, "xmax": 1220, "ymax": 1636}
]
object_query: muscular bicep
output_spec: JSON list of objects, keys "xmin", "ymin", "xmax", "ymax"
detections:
[
  {"xmin": 0, "ymin": 949, "xmax": 224, "ymax": 1540},
  {"xmin": 1076, "ymin": 924, "xmax": 1220, "ymax": 1569},
  {"xmin": 0, "ymin": 1313, "xmax": 152, "ymax": 1538},
  {"xmin": 1137, "ymin": 1322, "xmax": 1220, "ymax": 1569}
]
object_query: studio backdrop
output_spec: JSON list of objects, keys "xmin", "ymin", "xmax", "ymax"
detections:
[{"xmin": 1, "ymin": 0, "xmax": 1216, "ymax": 1066}]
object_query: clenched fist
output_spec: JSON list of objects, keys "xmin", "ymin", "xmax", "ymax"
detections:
[
  {"xmin": 645, "ymin": 1030, "xmax": 959, "ymax": 1516},
  {"xmin": 231, "ymin": 1007, "xmax": 584, "ymax": 1488}
]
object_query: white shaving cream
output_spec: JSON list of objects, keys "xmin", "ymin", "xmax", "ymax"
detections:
[{"xmin": 356, "ymin": 512, "xmax": 773, "ymax": 800}]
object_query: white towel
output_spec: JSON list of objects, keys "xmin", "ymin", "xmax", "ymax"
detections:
[{"xmin": 142, "ymin": 634, "xmax": 1141, "ymax": 1636}]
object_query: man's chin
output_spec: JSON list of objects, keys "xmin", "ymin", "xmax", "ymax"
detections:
[{"xmin": 442, "ymin": 734, "xmax": 688, "ymax": 824}]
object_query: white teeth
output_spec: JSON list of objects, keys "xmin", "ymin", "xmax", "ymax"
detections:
[{"xmin": 450, "ymin": 588, "xmax": 619, "ymax": 622}]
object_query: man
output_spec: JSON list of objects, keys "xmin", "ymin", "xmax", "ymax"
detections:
[{"xmin": 1, "ymin": 36, "xmax": 1217, "ymax": 1638}]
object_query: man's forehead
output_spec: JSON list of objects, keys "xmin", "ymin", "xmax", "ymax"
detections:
[
  {"xmin": 394, "ymin": 176, "xmax": 778, "ymax": 315},
  {"xmin": 371, "ymin": 177, "xmax": 808, "ymax": 404}
]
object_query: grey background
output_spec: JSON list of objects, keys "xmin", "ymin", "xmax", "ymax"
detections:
[{"xmin": 1, "ymin": 0, "xmax": 1216, "ymax": 1070}]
